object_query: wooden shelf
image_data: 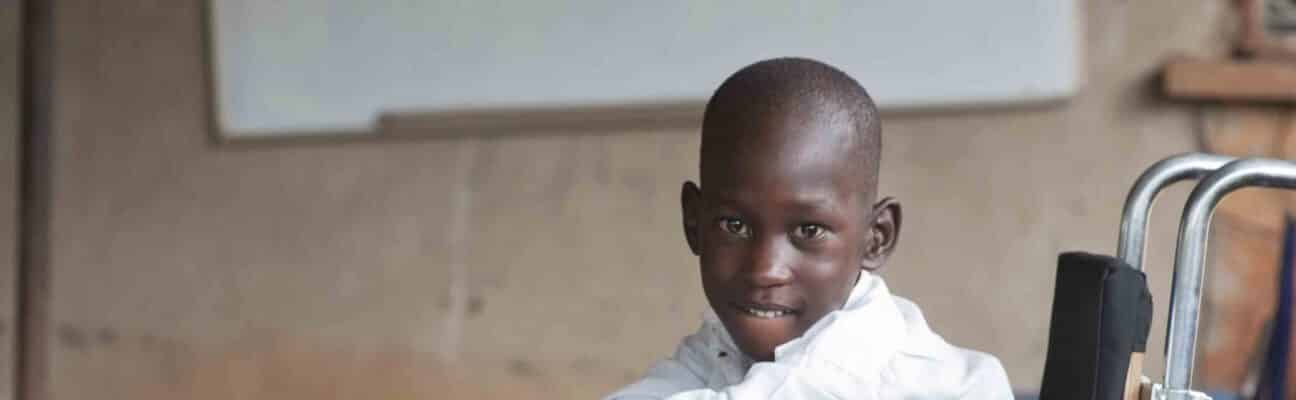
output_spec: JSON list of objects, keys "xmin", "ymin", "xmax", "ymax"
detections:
[{"xmin": 1164, "ymin": 59, "xmax": 1296, "ymax": 102}]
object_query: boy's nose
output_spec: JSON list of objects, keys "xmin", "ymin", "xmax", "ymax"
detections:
[{"xmin": 744, "ymin": 237, "xmax": 794, "ymax": 288}]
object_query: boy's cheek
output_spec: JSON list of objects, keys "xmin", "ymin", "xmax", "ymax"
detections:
[{"xmin": 699, "ymin": 246, "xmax": 744, "ymax": 275}]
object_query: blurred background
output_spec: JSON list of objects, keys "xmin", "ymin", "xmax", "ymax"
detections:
[{"xmin": 11, "ymin": 0, "xmax": 1296, "ymax": 399}]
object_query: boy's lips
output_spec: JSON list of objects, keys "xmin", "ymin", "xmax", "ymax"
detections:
[{"xmin": 731, "ymin": 301, "xmax": 800, "ymax": 319}]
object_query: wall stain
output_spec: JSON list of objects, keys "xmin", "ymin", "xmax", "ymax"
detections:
[
  {"xmin": 509, "ymin": 358, "xmax": 540, "ymax": 378},
  {"xmin": 58, "ymin": 324, "xmax": 87, "ymax": 350},
  {"xmin": 467, "ymin": 295, "xmax": 485, "ymax": 316},
  {"xmin": 97, "ymin": 327, "xmax": 118, "ymax": 346},
  {"xmin": 1067, "ymin": 197, "xmax": 1088, "ymax": 218},
  {"xmin": 570, "ymin": 356, "xmax": 600, "ymax": 373},
  {"xmin": 139, "ymin": 334, "xmax": 161, "ymax": 350}
]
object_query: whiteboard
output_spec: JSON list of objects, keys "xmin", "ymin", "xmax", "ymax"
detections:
[{"xmin": 210, "ymin": 1, "xmax": 1078, "ymax": 137}]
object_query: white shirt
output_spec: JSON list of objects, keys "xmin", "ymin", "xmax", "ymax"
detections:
[{"xmin": 606, "ymin": 274, "xmax": 1013, "ymax": 399}]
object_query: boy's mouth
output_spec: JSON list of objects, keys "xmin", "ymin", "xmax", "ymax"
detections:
[{"xmin": 732, "ymin": 302, "xmax": 798, "ymax": 319}]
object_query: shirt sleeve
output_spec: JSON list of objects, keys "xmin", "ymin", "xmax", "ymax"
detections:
[
  {"xmin": 956, "ymin": 351, "xmax": 1014, "ymax": 399},
  {"xmin": 877, "ymin": 346, "xmax": 1016, "ymax": 399},
  {"xmin": 659, "ymin": 361, "xmax": 862, "ymax": 400},
  {"xmin": 604, "ymin": 333, "xmax": 712, "ymax": 400},
  {"xmin": 604, "ymin": 329, "xmax": 863, "ymax": 400}
]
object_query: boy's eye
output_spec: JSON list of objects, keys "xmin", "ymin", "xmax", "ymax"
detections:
[
  {"xmin": 719, "ymin": 218, "xmax": 751, "ymax": 238},
  {"xmin": 794, "ymin": 224, "xmax": 827, "ymax": 240}
]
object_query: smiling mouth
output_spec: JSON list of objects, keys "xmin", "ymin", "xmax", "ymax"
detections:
[{"xmin": 732, "ymin": 302, "xmax": 798, "ymax": 319}]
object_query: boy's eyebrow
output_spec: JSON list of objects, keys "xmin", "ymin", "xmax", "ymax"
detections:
[
  {"xmin": 704, "ymin": 192, "xmax": 746, "ymax": 208},
  {"xmin": 707, "ymin": 190, "xmax": 845, "ymax": 213},
  {"xmin": 788, "ymin": 196, "xmax": 845, "ymax": 215},
  {"xmin": 791, "ymin": 196, "xmax": 835, "ymax": 207}
]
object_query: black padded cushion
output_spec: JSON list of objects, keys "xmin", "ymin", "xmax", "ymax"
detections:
[{"xmin": 1039, "ymin": 252, "xmax": 1154, "ymax": 400}]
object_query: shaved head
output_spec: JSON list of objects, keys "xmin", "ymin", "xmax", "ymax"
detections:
[{"xmin": 700, "ymin": 57, "xmax": 882, "ymax": 201}]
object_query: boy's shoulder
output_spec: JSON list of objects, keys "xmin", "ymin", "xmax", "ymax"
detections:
[
  {"xmin": 798, "ymin": 281, "xmax": 1012, "ymax": 397},
  {"xmin": 884, "ymin": 296, "xmax": 1013, "ymax": 397}
]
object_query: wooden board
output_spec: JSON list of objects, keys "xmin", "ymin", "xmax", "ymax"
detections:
[{"xmin": 1165, "ymin": 59, "xmax": 1296, "ymax": 102}]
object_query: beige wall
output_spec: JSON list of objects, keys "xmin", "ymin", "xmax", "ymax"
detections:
[
  {"xmin": 1, "ymin": 2, "xmax": 20, "ymax": 400},
  {"xmin": 36, "ymin": 0, "xmax": 1229, "ymax": 398}
]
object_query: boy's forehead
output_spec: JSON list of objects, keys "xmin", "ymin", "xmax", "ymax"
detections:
[
  {"xmin": 703, "ymin": 107, "xmax": 859, "ymax": 174},
  {"xmin": 701, "ymin": 114, "xmax": 869, "ymax": 203}
]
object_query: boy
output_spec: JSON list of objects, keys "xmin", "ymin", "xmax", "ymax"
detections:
[{"xmin": 606, "ymin": 58, "xmax": 1012, "ymax": 399}]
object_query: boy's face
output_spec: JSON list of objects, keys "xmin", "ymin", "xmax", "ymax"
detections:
[{"xmin": 681, "ymin": 112, "xmax": 899, "ymax": 362}]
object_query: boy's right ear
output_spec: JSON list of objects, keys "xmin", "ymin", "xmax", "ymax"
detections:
[{"xmin": 681, "ymin": 181, "xmax": 703, "ymax": 256}]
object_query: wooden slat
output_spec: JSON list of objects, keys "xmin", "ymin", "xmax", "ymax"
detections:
[
  {"xmin": 17, "ymin": 1, "xmax": 51, "ymax": 399},
  {"xmin": 0, "ymin": 2, "xmax": 20, "ymax": 400},
  {"xmin": 1164, "ymin": 59, "xmax": 1296, "ymax": 102},
  {"xmin": 377, "ymin": 102, "xmax": 704, "ymax": 139}
]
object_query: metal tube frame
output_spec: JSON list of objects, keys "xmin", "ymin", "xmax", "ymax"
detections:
[
  {"xmin": 1117, "ymin": 153, "xmax": 1233, "ymax": 400},
  {"xmin": 1118, "ymin": 153, "xmax": 1236, "ymax": 271},
  {"xmin": 1164, "ymin": 158, "xmax": 1296, "ymax": 398}
]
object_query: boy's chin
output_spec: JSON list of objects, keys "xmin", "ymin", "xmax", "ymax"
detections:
[
  {"xmin": 740, "ymin": 347, "xmax": 776, "ymax": 362},
  {"xmin": 725, "ymin": 317, "xmax": 800, "ymax": 362}
]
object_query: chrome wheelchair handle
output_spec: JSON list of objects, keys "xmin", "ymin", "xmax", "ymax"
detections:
[
  {"xmin": 1118, "ymin": 153, "xmax": 1235, "ymax": 271},
  {"xmin": 1165, "ymin": 158, "xmax": 1296, "ymax": 391}
]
